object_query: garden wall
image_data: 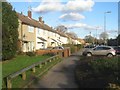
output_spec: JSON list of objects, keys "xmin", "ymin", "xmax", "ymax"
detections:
[{"xmin": 36, "ymin": 47, "xmax": 71, "ymax": 58}]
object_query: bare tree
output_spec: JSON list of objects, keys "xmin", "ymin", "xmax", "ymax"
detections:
[
  {"xmin": 56, "ymin": 25, "xmax": 68, "ymax": 33},
  {"xmin": 99, "ymin": 32, "xmax": 109, "ymax": 45},
  {"xmin": 84, "ymin": 35, "xmax": 95, "ymax": 44},
  {"xmin": 99, "ymin": 32, "xmax": 109, "ymax": 40},
  {"xmin": 66, "ymin": 32, "xmax": 78, "ymax": 38}
]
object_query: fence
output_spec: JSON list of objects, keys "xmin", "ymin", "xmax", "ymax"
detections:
[
  {"xmin": 6, "ymin": 54, "xmax": 61, "ymax": 88},
  {"xmin": 5, "ymin": 47, "xmax": 71, "ymax": 88}
]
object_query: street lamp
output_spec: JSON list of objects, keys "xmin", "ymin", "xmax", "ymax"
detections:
[
  {"xmin": 104, "ymin": 11, "xmax": 111, "ymax": 32},
  {"xmin": 104, "ymin": 11, "xmax": 111, "ymax": 45}
]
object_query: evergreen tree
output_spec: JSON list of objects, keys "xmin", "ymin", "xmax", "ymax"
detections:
[{"xmin": 2, "ymin": 2, "xmax": 18, "ymax": 60}]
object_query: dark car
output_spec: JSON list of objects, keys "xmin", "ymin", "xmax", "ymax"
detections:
[
  {"xmin": 113, "ymin": 46, "xmax": 120, "ymax": 55},
  {"xmin": 84, "ymin": 44, "xmax": 96, "ymax": 49}
]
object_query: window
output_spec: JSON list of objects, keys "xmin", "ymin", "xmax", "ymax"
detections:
[
  {"xmin": 94, "ymin": 47, "xmax": 103, "ymax": 50},
  {"xmin": 38, "ymin": 28, "xmax": 41, "ymax": 34},
  {"xmin": 43, "ymin": 30, "xmax": 45, "ymax": 35},
  {"xmin": 28, "ymin": 26, "xmax": 34, "ymax": 33},
  {"xmin": 102, "ymin": 47, "xmax": 111, "ymax": 50},
  {"xmin": 94, "ymin": 47, "xmax": 111, "ymax": 50}
]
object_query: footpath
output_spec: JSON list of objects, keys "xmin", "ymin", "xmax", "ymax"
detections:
[{"xmin": 29, "ymin": 51, "xmax": 82, "ymax": 88}]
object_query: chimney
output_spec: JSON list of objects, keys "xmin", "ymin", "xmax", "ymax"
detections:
[
  {"xmin": 28, "ymin": 10, "xmax": 32, "ymax": 18},
  {"xmin": 39, "ymin": 17, "xmax": 42, "ymax": 22},
  {"xmin": 42, "ymin": 21, "xmax": 44, "ymax": 23}
]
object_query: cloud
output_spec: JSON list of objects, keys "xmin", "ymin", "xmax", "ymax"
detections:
[
  {"xmin": 27, "ymin": 0, "xmax": 32, "ymax": 2},
  {"xmin": 32, "ymin": 0, "xmax": 94, "ymax": 13},
  {"xmin": 32, "ymin": 0, "xmax": 63, "ymax": 13},
  {"xmin": 59, "ymin": 13, "xmax": 85, "ymax": 21},
  {"xmin": 65, "ymin": 23, "xmax": 102, "ymax": 30},
  {"xmin": 62, "ymin": 0, "xmax": 95, "ymax": 13}
]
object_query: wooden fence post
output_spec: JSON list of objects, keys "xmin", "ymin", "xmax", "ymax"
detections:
[
  {"xmin": 22, "ymin": 72, "xmax": 26, "ymax": 80},
  {"xmin": 32, "ymin": 67, "xmax": 36, "ymax": 73},
  {"xmin": 7, "ymin": 77, "xmax": 12, "ymax": 88},
  {"xmin": 39, "ymin": 64, "xmax": 42, "ymax": 68},
  {"xmin": 49, "ymin": 59, "xmax": 51, "ymax": 62},
  {"xmin": 45, "ymin": 61, "xmax": 47, "ymax": 65}
]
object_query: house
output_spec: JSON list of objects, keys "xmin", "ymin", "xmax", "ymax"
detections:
[
  {"xmin": 17, "ymin": 10, "xmax": 64, "ymax": 52},
  {"xmin": 57, "ymin": 32, "xmax": 69, "ymax": 45},
  {"xmin": 17, "ymin": 10, "xmax": 39, "ymax": 52},
  {"xmin": 17, "ymin": 10, "xmax": 83, "ymax": 52}
]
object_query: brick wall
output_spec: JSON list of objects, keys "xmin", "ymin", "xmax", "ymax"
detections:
[{"xmin": 36, "ymin": 47, "xmax": 71, "ymax": 58}]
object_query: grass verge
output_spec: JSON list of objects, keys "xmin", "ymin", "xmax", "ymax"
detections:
[
  {"xmin": 2, "ymin": 55, "xmax": 51, "ymax": 78},
  {"xmin": 2, "ymin": 55, "xmax": 62, "ymax": 88},
  {"xmin": 75, "ymin": 56, "xmax": 120, "ymax": 88},
  {"xmin": 2, "ymin": 55, "xmax": 53, "ymax": 88}
]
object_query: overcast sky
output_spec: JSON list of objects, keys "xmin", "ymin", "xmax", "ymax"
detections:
[{"xmin": 8, "ymin": 0, "xmax": 118, "ymax": 39}]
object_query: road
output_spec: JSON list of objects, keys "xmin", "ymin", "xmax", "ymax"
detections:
[{"xmin": 28, "ymin": 51, "xmax": 82, "ymax": 88}]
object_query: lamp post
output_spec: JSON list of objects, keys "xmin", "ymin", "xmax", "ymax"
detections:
[{"xmin": 104, "ymin": 11, "xmax": 111, "ymax": 45}]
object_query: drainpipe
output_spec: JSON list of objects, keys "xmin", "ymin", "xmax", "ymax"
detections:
[{"xmin": 21, "ymin": 22, "xmax": 23, "ymax": 52}]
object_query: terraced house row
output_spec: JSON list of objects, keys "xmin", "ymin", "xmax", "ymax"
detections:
[{"xmin": 17, "ymin": 10, "xmax": 84, "ymax": 52}]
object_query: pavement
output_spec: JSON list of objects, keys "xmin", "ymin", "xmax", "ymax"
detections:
[{"xmin": 28, "ymin": 51, "xmax": 82, "ymax": 88}]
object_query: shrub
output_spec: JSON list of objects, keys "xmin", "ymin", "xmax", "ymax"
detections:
[
  {"xmin": 26, "ymin": 52, "xmax": 36, "ymax": 57},
  {"xmin": 63, "ymin": 44, "xmax": 78, "ymax": 53},
  {"xmin": 75, "ymin": 44, "xmax": 83, "ymax": 50},
  {"xmin": 42, "ymin": 53, "xmax": 56, "ymax": 56},
  {"xmin": 2, "ymin": 2, "xmax": 19, "ymax": 60},
  {"xmin": 75, "ymin": 56, "xmax": 120, "ymax": 88}
]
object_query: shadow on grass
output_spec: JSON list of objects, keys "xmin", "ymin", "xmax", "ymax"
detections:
[{"xmin": 75, "ymin": 56, "xmax": 120, "ymax": 88}]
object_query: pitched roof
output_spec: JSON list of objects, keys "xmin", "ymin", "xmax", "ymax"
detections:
[
  {"xmin": 17, "ymin": 13, "xmax": 43, "ymax": 28},
  {"xmin": 17, "ymin": 12, "xmax": 69, "ymax": 38}
]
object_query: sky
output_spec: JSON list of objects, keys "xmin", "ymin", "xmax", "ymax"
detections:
[{"xmin": 7, "ymin": 0, "xmax": 118, "ymax": 39}]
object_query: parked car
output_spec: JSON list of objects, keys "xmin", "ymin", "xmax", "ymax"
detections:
[
  {"xmin": 82, "ymin": 46, "xmax": 116, "ymax": 57},
  {"xmin": 52, "ymin": 46, "xmax": 64, "ymax": 50},
  {"xmin": 113, "ymin": 46, "xmax": 120, "ymax": 55}
]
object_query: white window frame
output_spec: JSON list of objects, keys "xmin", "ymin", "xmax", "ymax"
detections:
[{"xmin": 28, "ymin": 26, "xmax": 34, "ymax": 33}]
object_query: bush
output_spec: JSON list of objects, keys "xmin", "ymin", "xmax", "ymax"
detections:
[
  {"xmin": 63, "ymin": 44, "xmax": 78, "ymax": 53},
  {"xmin": 75, "ymin": 44, "xmax": 83, "ymax": 50},
  {"xmin": 42, "ymin": 53, "xmax": 56, "ymax": 56},
  {"xmin": 26, "ymin": 52, "xmax": 36, "ymax": 57},
  {"xmin": 17, "ymin": 51, "xmax": 26, "ymax": 55},
  {"xmin": 75, "ymin": 56, "xmax": 120, "ymax": 88},
  {"xmin": 2, "ymin": 2, "xmax": 19, "ymax": 60}
]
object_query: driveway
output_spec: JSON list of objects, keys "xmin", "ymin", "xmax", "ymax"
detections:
[{"xmin": 28, "ymin": 51, "xmax": 82, "ymax": 88}]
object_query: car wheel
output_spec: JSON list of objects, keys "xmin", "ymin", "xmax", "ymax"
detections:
[
  {"xmin": 86, "ymin": 53, "xmax": 92, "ymax": 57},
  {"xmin": 107, "ymin": 53, "xmax": 113, "ymax": 57}
]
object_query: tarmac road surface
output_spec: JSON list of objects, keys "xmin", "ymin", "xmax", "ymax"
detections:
[{"xmin": 28, "ymin": 51, "xmax": 82, "ymax": 88}]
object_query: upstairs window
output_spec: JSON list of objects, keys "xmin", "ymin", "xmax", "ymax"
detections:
[
  {"xmin": 28, "ymin": 26, "xmax": 34, "ymax": 33},
  {"xmin": 38, "ymin": 28, "xmax": 41, "ymax": 34}
]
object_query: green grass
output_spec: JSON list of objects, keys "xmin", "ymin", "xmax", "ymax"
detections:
[
  {"xmin": 2, "ymin": 55, "xmax": 51, "ymax": 78},
  {"xmin": 2, "ymin": 56, "xmax": 62, "ymax": 88},
  {"xmin": 12, "ymin": 58, "xmax": 62, "ymax": 88}
]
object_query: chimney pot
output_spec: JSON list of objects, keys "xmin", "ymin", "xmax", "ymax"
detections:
[
  {"xmin": 28, "ymin": 10, "xmax": 32, "ymax": 18},
  {"xmin": 42, "ymin": 21, "xmax": 44, "ymax": 23},
  {"xmin": 39, "ymin": 17, "xmax": 42, "ymax": 22}
]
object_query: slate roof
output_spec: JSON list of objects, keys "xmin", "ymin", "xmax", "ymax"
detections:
[{"xmin": 17, "ymin": 12, "xmax": 69, "ymax": 38}]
